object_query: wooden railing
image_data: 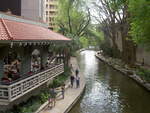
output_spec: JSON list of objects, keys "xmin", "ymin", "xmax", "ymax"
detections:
[{"xmin": 0, "ymin": 63, "xmax": 64, "ymax": 104}]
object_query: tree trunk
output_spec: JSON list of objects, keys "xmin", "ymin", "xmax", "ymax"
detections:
[
  {"xmin": 111, "ymin": 23, "xmax": 121, "ymax": 58},
  {"xmin": 121, "ymin": 24, "xmax": 136, "ymax": 67}
]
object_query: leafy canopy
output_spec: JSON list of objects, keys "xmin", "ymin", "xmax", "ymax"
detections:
[
  {"xmin": 129, "ymin": 0, "xmax": 150, "ymax": 48},
  {"xmin": 56, "ymin": 0, "xmax": 90, "ymax": 38}
]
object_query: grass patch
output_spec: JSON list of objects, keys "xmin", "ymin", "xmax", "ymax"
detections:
[{"xmin": 136, "ymin": 68, "xmax": 150, "ymax": 83}]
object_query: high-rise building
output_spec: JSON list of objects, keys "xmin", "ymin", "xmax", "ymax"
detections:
[
  {"xmin": 43, "ymin": 0, "xmax": 58, "ymax": 30},
  {"xmin": 0, "ymin": 0, "xmax": 45, "ymax": 22},
  {"xmin": 21, "ymin": 0, "xmax": 45, "ymax": 21},
  {"xmin": 0, "ymin": 0, "xmax": 21, "ymax": 16}
]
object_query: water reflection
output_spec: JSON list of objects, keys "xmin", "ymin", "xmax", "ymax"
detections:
[{"xmin": 69, "ymin": 50, "xmax": 150, "ymax": 113}]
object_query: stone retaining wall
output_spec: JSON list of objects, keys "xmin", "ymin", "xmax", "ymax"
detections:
[{"xmin": 95, "ymin": 52, "xmax": 150, "ymax": 92}]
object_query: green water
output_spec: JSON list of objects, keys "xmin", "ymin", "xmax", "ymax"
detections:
[{"xmin": 69, "ymin": 50, "xmax": 150, "ymax": 113}]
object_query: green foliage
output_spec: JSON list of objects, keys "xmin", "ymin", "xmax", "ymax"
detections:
[
  {"xmin": 56, "ymin": 0, "xmax": 91, "ymax": 50},
  {"xmin": 79, "ymin": 36, "xmax": 89, "ymax": 48},
  {"xmin": 49, "ymin": 66, "xmax": 71, "ymax": 88},
  {"xmin": 86, "ymin": 27, "xmax": 104, "ymax": 46},
  {"xmin": 56, "ymin": 0, "xmax": 105, "ymax": 51},
  {"xmin": 100, "ymin": 41, "xmax": 113, "ymax": 57},
  {"xmin": 3, "ymin": 94, "xmax": 45, "ymax": 113},
  {"xmin": 129, "ymin": 0, "xmax": 150, "ymax": 48},
  {"xmin": 79, "ymin": 25, "xmax": 104, "ymax": 48},
  {"xmin": 40, "ymin": 91, "xmax": 49, "ymax": 103},
  {"xmin": 50, "ymin": 78, "xmax": 63, "ymax": 88},
  {"xmin": 136, "ymin": 68, "xmax": 150, "ymax": 82},
  {"xmin": 56, "ymin": 0, "xmax": 90, "ymax": 36},
  {"xmin": 20, "ymin": 102, "xmax": 41, "ymax": 113}
]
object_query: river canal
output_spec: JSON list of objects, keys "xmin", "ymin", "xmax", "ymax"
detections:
[{"xmin": 69, "ymin": 50, "xmax": 150, "ymax": 113}]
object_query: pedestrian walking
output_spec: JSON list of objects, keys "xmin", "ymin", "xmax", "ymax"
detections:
[
  {"xmin": 61, "ymin": 83, "xmax": 65, "ymax": 99},
  {"xmin": 75, "ymin": 68, "xmax": 79, "ymax": 76},
  {"xmin": 70, "ymin": 75, "xmax": 75, "ymax": 88},
  {"xmin": 76, "ymin": 75, "xmax": 80, "ymax": 88},
  {"xmin": 48, "ymin": 97, "xmax": 53, "ymax": 108},
  {"xmin": 49, "ymin": 87, "xmax": 56, "ymax": 108},
  {"xmin": 70, "ymin": 64, "xmax": 74, "ymax": 73}
]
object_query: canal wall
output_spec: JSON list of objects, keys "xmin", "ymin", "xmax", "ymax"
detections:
[
  {"xmin": 95, "ymin": 52, "xmax": 150, "ymax": 92},
  {"xmin": 36, "ymin": 57, "xmax": 86, "ymax": 113},
  {"xmin": 112, "ymin": 29, "xmax": 150, "ymax": 66}
]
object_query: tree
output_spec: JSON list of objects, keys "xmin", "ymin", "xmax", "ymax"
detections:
[
  {"xmin": 56, "ymin": 0, "xmax": 90, "ymax": 38},
  {"xmin": 129, "ymin": 0, "xmax": 150, "ymax": 49},
  {"xmin": 92, "ymin": 0, "xmax": 125, "ymax": 57},
  {"xmin": 56, "ymin": 0, "xmax": 91, "ymax": 52},
  {"xmin": 92, "ymin": 0, "xmax": 137, "ymax": 66},
  {"xmin": 83, "ymin": 25, "xmax": 104, "ymax": 47}
]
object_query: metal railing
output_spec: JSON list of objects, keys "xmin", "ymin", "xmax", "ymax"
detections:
[{"xmin": 0, "ymin": 63, "xmax": 64, "ymax": 104}]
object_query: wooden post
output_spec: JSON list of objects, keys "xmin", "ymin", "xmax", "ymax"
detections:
[{"xmin": 8, "ymin": 87, "xmax": 11, "ymax": 102}]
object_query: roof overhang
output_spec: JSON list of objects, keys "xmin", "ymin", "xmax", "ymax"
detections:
[{"xmin": 0, "ymin": 16, "xmax": 71, "ymax": 43}]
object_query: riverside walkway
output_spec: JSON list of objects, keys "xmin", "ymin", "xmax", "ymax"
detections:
[{"xmin": 38, "ymin": 57, "xmax": 85, "ymax": 113}]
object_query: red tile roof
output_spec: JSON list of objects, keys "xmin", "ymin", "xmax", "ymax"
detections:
[
  {"xmin": 0, "ymin": 19, "xmax": 11, "ymax": 40},
  {"xmin": 0, "ymin": 18, "xmax": 71, "ymax": 42}
]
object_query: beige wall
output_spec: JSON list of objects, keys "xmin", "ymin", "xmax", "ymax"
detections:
[
  {"xmin": 114, "ymin": 31, "xmax": 150, "ymax": 66},
  {"xmin": 115, "ymin": 31, "xmax": 123, "ymax": 52},
  {"xmin": 136, "ymin": 47, "xmax": 150, "ymax": 66}
]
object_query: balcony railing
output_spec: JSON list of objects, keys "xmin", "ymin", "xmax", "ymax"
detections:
[{"xmin": 0, "ymin": 63, "xmax": 64, "ymax": 105}]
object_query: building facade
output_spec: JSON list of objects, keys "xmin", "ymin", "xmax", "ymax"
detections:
[
  {"xmin": 0, "ymin": 0, "xmax": 21, "ymax": 16},
  {"xmin": 0, "ymin": 12, "xmax": 70, "ymax": 108},
  {"xmin": 43, "ymin": 0, "xmax": 58, "ymax": 30},
  {"xmin": 0, "ymin": 0, "xmax": 46, "ymax": 22},
  {"xmin": 21, "ymin": 0, "xmax": 45, "ymax": 22}
]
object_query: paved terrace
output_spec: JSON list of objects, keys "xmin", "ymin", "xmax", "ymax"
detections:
[{"xmin": 37, "ymin": 57, "xmax": 85, "ymax": 113}]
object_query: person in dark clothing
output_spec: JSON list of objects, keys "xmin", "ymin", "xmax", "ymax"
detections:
[
  {"xmin": 75, "ymin": 68, "xmax": 79, "ymax": 76},
  {"xmin": 142, "ymin": 58, "xmax": 144, "ymax": 66},
  {"xmin": 1, "ymin": 72, "xmax": 12, "ymax": 83},
  {"xmin": 70, "ymin": 75, "xmax": 75, "ymax": 88},
  {"xmin": 49, "ymin": 87, "xmax": 56, "ymax": 107},
  {"xmin": 40, "ymin": 64, "xmax": 44, "ymax": 70},
  {"xmin": 76, "ymin": 75, "xmax": 80, "ymax": 88},
  {"xmin": 61, "ymin": 84, "xmax": 65, "ymax": 99}
]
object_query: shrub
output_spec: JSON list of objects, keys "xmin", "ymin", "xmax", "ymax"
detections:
[
  {"xmin": 20, "ymin": 102, "xmax": 41, "ymax": 113},
  {"xmin": 49, "ymin": 66, "xmax": 71, "ymax": 88},
  {"xmin": 100, "ymin": 41, "xmax": 113, "ymax": 57},
  {"xmin": 40, "ymin": 91, "xmax": 49, "ymax": 104},
  {"xmin": 136, "ymin": 68, "xmax": 150, "ymax": 82},
  {"xmin": 2, "ymin": 91, "xmax": 49, "ymax": 113}
]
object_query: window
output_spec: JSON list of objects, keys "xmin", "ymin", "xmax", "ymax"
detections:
[
  {"xmin": 46, "ymin": 11, "xmax": 48, "ymax": 15},
  {"xmin": 49, "ymin": 5, "xmax": 55, "ymax": 9},
  {"xmin": 46, "ymin": 4, "xmax": 48, "ymax": 9},
  {"xmin": 49, "ymin": 17, "xmax": 54, "ymax": 22},
  {"xmin": 49, "ymin": 11, "xmax": 55, "ymax": 15}
]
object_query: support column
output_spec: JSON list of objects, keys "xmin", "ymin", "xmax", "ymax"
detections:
[
  {"xmin": 21, "ymin": 46, "xmax": 32, "ymax": 74},
  {"xmin": 40, "ymin": 46, "xmax": 49, "ymax": 67},
  {"xmin": 0, "ymin": 46, "xmax": 9, "ymax": 78}
]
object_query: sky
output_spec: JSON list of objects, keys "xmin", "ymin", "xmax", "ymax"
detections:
[{"xmin": 84, "ymin": 0, "xmax": 103, "ymax": 24}]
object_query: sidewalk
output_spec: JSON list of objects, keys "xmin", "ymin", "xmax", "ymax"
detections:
[{"xmin": 38, "ymin": 57, "xmax": 85, "ymax": 113}]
